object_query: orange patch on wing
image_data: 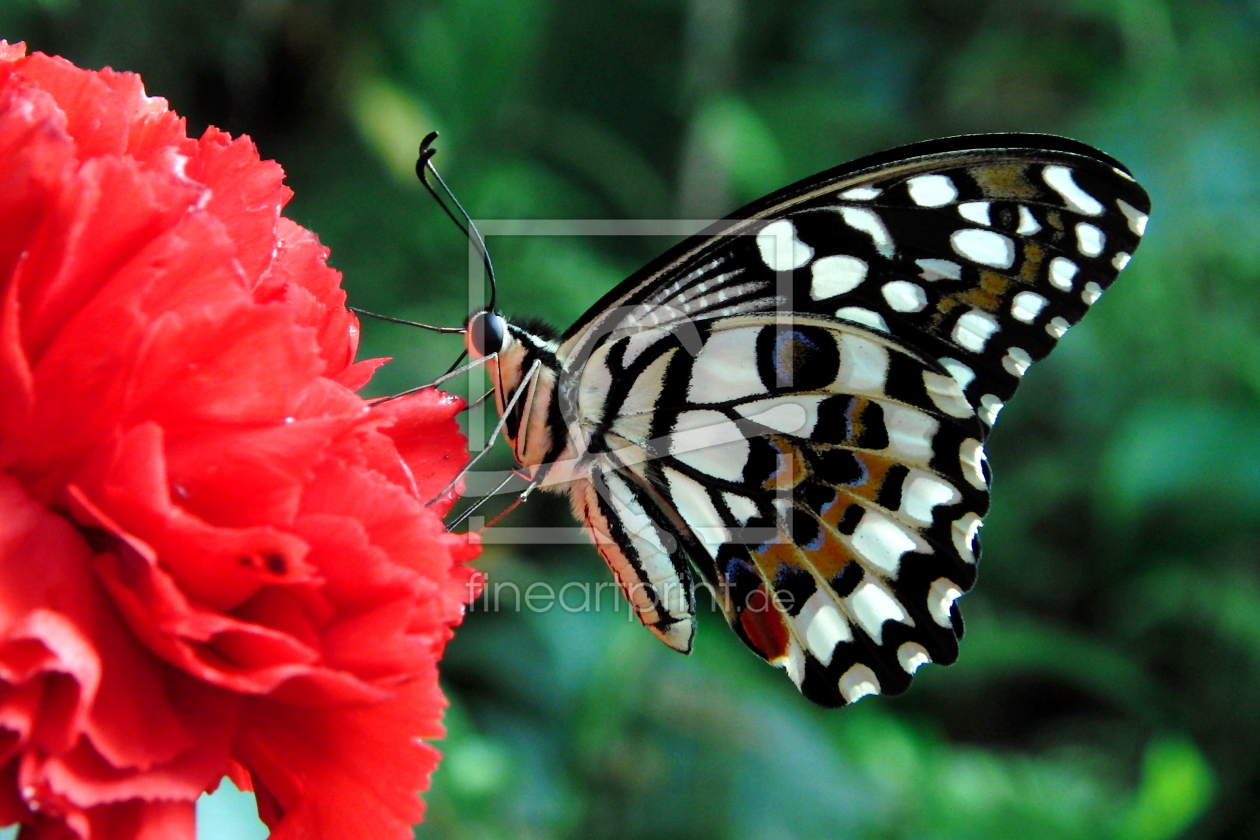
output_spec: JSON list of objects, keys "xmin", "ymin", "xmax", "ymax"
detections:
[
  {"xmin": 817, "ymin": 495, "xmax": 852, "ymax": 529},
  {"xmin": 748, "ymin": 540, "xmax": 798, "ymax": 579},
  {"xmin": 824, "ymin": 451, "xmax": 893, "ymax": 502},
  {"xmin": 844, "ymin": 397, "xmax": 878, "ymax": 447},
  {"xmin": 968, "ymin": 163, "xmax": 1038, "ymax": 199},
  {"xmin": 799, "ymin": 519, "xmax": 856, "ymax": 580},
  {"xmin": 1018, "ymin": 241, "xmax": 1045, "ymax": 285},
  {"xmin": 956, "ymin": 269, "xmax": 1012, "ymax": 313},
  {"xmin": 1045, "ymin": 208, "xmax": 1066, "ymax": 240},
  {"xmin": 760, "ymin": 436, "xmax": 809, "ymax": 491}
]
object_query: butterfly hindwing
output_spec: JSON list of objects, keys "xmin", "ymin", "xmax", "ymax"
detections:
[
  {"xmin": 520, "ymin": 135, "xmax": 1149, "ymax": 705},
  {"xmin": 571, "ymin": 465, "xmax": 698, "ymax": 653},
  {"xmin": 574, "ymin": 315, "xmax": 986, "ymax": 705}
]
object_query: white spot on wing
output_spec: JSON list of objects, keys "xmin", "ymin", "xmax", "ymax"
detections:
[
  {"xmin": 839, "ymin": 207, "xmax": 895, "ymax": 258},
  {"xmin": 811, "ymin": 254, "xmax": 867, "ymax": 299},
  {"xmin": 771, "ymin": 495, "xmax": 792, "ymax": 525},
  {"xmin": 734, "ymin": 396, "xmax": 818, "ymax": 436},
  {"xmin": 839, "ymin": 663, "xmax": 881, "ymax": 704},
  {"xmin": 757, "ymin": 219, "xmax": 814, "ymax": 270},
  {"xmin": 773, "ymin": 638, "xmax": 807, "ymax": 688},
  {"xmin": 881, "ymin": 280, "xmax": 928, "ymax": 313},
  {"xmin": 922, "ymin": 371, "xmax": 973, "ymax": 418},
  {"xmin": 850, "ymin": 510, "xmax": 917, "ymax": 575},
  {"xmin": 845, "ymin": 579, "xmax": 908, "ymax": 644},
  {"xmin": 953, "ymin": 309, "xmax": 1000, "ymax": 352},
  {"xmin": 1082, "ymin": 281, "xmax": 1103, "ymax": 305},
  {"xmin": 897, "ymin": 642, "xmax": 932, "ymax": 674},
  {"xmin": 901, "ymin": 471, "xmax": 960, "ymax": 524},
  {"xmin": 1117, "ymin": 199, "xmax": 1148, "ymax": 236},
  {"xmin": 958, "ymin": 201, "xmax": 991, "ymax": 225},
  {"xmin": 883, "ymin": 404, "xmax": 939, "ymax": 463},
  {"xmin": 670, "ymin": 410, "xmax": 751, "ymax": 483},
  {"xmin": 928, "ymin": 578, "xmax": 963, "ymax": 627},
  {"xmin": 578, "ymin": 356, "xmax": 615, "ymax": 422},
  {"xmin": 938, "ymin": 357, "xmax": 975, "ymax": 391},
  {"xmin": 1043, "ymin": 165, "xmax": 1104, "ymax": 215},
  {"xmin": 1002, "ymin": 347, "xmax": 1032, "ymax": 378},
  {"xmin": 835, "ymin": 307, "xmax": 889, "ymax": 332},
  {"xmin": 613, "ymin": 351, "xmax": 673, "ymax": 440},
  {"xmin": 917, "ymin": 258, "xmax": 963, "ymax": 281},
  {"xmin": 960, "ymin": 438, "xmax": 987, "ymax": 489},
  {"xmin": 688, "ymin": 329, "xmax": 766, "ymax": 404},
  {"xmin": 1046, "ymin": 316, "xmax": 1071, "ymax": 339},
  {"xmin": 1011, "ymin": 290, "xmax": 1048, "ymax": 323},
  {"xmin": 978, "ymin": 394, "xmax": 1003, "ymax": 426},
  {"xmin": 906, "ymin": 174, "xmax": 957, "ymax": 207},
  {"xmin": 665, "ymin": 467, "xmax": 729, "ymax": 560},
  {"xmin": 840, "ymin": 186, "xmax": 881, "ymax": 200},
  {"xmin": 1049, "ymin": 256, "xmax": 1079, "ymax": 291},
  {"xmin": 835, "ymin": 334, "xmax": 890, "ymax": 394},
  {"xmin": 793, "ymin": 590, "xmax": 852, "ymax": 666},
  {"xmin": 723, "ymin": 492, "xmax": 759, "ymax": 526},
  {"xmin": 1112, "ymin": 252, "xmax": 1130, "ymax": 270},
  {"xmin": 620, "ymin": 329, "xmax": 668, "ymax": 368},
  {"xmin": 1076, "ymin": 223, "xmax": 1105, "ymax": 257},
  {"xmin": 1017, "ymin": 205, "xmax": 1041, "ymax": 235},
  {"xmin": 952, "ymin": 512, "xmax": 982, "ymax": 564},
  {"xmin": 951, "ymin": 229, "xmax": 1015, "ymax": 268},
  {"xmin": 653, "ymin": 621, "xmax": 694, "ymax": 652}
]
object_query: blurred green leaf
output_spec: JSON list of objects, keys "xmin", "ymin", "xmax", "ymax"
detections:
[
  {"xmin": 1100, "ymin": 403, "xmax": 1260, "ymax": 520},
  {"xmin": 1114, "ymin": 737, "xmax": 1214, "ymax": 840},
  {"xmin": 349, "ymin": 73, "xmax": 436, "ymax": 184},
  {"xmin": 691, "ymin": 94, "xmax": 787, "ymax": 204}
]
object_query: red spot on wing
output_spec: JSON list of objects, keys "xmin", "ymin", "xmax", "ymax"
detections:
[{"xmin": 738, "ymin": 585, "xmax": 790, "ymax": 660}]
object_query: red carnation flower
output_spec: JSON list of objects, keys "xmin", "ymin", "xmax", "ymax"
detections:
[{"xmin": 0, "ymin": 42, "xmax": 479, "ymax": 840}]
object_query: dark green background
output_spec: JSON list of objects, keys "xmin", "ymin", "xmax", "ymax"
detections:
[{"xmin": 6, "ymin": 0, "xmax": 1258, "ymax": 837}]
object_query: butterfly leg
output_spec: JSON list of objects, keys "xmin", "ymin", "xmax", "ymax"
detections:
[
  {"xmin": 427, "ymin": 358, "xmax": 543, "ymax": 506},
  {"xmin": 370, "ymin": 354, "xmax": 491, "ymax": 406},
  {"xmin": 447, "ymin": 469, "xmax": 535, "ymax": 529},
  {"xmin": 479, "ymin": 475, "xmax": 541, "ymax": 531}
]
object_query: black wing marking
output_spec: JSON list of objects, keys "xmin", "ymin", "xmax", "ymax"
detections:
[{"xmin": 556, "ymin": 134, "xmax": 1149, "ymax": 434}]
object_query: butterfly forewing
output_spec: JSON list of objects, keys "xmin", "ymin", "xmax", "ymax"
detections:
[
  {"xmin": 559, "ymin": 139, "xmax": 1148, "ymax": 430},
  {"xmin": 503, "ymin": 135, "xmax": 1148, "ymax": 706}
]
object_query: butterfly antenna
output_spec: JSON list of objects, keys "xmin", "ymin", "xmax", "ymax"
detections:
[
  {"xmin": 349, "ymin": 307, "xmax": 465, "ymax": 334},
  {"xmin": 417, "ymin": 132, "xmax": 499, "ymax": 312}
]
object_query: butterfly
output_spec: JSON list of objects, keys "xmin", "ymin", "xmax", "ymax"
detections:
[{"xmin": 455, "ymin": 133, "xmax": 1149, "ymax": 707}]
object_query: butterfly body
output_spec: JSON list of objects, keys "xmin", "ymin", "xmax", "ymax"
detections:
[{"xmin": 463, "ymin": 134, "xmax": 1150, "ymax": 707}]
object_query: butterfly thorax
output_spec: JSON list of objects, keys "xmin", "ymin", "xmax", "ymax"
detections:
[{"xmin": 466, "ymin": 312, "xmax": 578, "ymax": 481}]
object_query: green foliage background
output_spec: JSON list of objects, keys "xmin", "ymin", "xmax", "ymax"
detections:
[{"xmin": 5, "ymin": 0, "xmax": 1258, "ymax": 837}]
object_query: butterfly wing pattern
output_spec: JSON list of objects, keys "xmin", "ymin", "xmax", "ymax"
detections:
[{"xmin": 489, "ymin": 134, "xmax": 1149, "ymax": 707}]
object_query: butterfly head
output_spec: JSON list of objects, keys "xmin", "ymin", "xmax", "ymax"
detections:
[
  {"xmin": 465, "ymin": 308, "xmax": 508, "ymax": 360},
  {"xmin": 464, "ymin": 308, "xmax": 564, "ymax": 469}
]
